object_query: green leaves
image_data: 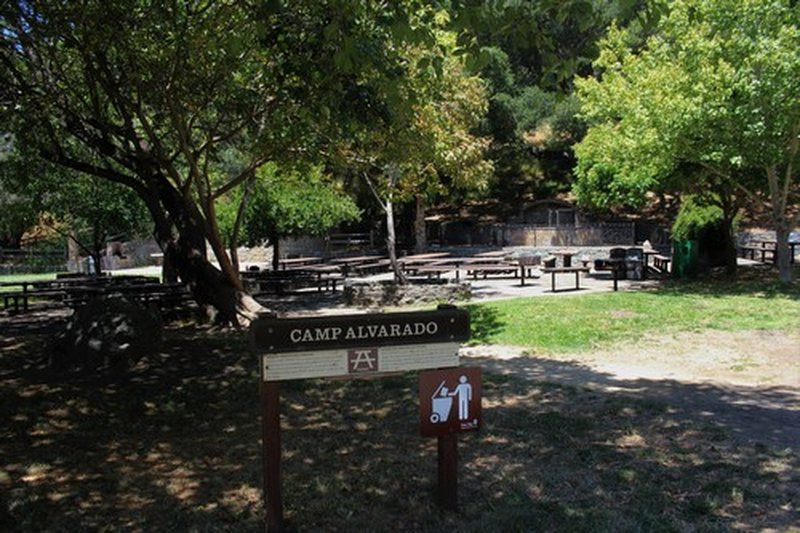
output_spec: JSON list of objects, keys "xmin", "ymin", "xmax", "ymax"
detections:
[
  {"xmin": 574, "ymin": 0, "xmax": 800, "ymax": 213},
  {"xmin": 218, "ymin": 163, "xmax": 360, "ymax": 247}
]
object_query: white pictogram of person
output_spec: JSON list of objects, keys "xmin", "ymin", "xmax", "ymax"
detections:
[{"xmin": 449, "ymin": 375, "xmax": 472, "ymax": 420}]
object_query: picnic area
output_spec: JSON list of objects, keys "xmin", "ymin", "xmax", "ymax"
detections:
[{"xmin": 2, "ymin": 1, "xmax": 799, "ymax": 531}]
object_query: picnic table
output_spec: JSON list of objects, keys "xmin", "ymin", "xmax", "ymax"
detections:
[
  {"xmin": 329, "ymin": 255, "xmax": 388, "ymax": 277},
  {"xmin": 740, "ymin": 239, "xmax": 797, "ymax": 264},
  {"xmin": 1, "ymin": 280, "xmax": 64, "ymax": 313},
  {"xmin": 399, "ymin": 252, "xmax": 451, "ymax": 261},
  {"xmin": 542, "ymin": 266, "xmax": 590, "ymax": 292},
  {"xmin": 62, "ymin": 281, "xmax": 192, "ymax": 312},
  {"xmin": 423, "ymin": 256, "xmax": 520, "ymax": 282},
  {"xmin": 551, "ymin": 249, "xmax": 579, "ymax": 268},
  {"xmin": 329, "ymin": 255, "xmax": 385, "ymax": 266},
  {"xmin": 2, "ymin": 275, "xmax": 167, "ymax": 313},
  {"xmin": 398, "ymin": 254, "xmax": 452, "ymax": 275},
  {"xmin": 304, "ymin": 264, "xmax": 346, "ymax": 291},
  {"xmin": 277, "ymin": 256, "xmax": 323, "ymax": 270},
  {"xmin": 473, "ymin": 250, "xmax": 507, "ymax": 258}
]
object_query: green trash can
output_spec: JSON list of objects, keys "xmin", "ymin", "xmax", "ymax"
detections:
[{"xmin": 672, "ymin": 240, "xmax": 698, "ymax": 278}]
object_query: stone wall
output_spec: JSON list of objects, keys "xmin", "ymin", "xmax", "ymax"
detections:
[{"xmin": 344, "ymin": 280, "xmax": 471, "ymax": 308}]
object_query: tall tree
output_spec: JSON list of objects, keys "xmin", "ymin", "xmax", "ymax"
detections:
[
  {"xmin": 0, "ymin": 1, "xmax": 448, "ymax": 324},
  {"xmin": 352, "ymin": 30, "xmax": 492, "ymax": 280},
  {"xmin": 454, "ymin": 0, "xmax": 663, "ymax": 207},
  {"xmin": 574, "ymin": 0, "xmax": 800, "ymax": 282}
]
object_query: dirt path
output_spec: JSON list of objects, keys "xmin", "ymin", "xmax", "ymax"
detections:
[{"xmin": 462, "ymin": 329, "xmax": 800, "ymax": 450}]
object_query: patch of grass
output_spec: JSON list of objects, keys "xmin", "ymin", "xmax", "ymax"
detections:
[
  {"xmin": 0, "ymin": 272, "xmax": 58, "ymax": 293},
  {"xmin": 467, "ymin": 279, "xmax": 800, "ymax": 352}
]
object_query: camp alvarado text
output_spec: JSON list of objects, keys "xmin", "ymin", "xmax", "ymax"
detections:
[
  {"xmin": 251, "ymin": 307, "xmax": 470, "ymax": 354},
  {"xmin": 290, "ymin": 321, "xmax": 439, "ymax": 344}
]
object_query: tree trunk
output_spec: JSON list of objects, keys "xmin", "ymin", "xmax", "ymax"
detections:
[
  {"xmin": 144, "ymin": 174, "xmax": 266, "ymax": 326},
  {"xmin": 230, "ymin": 245, "xmax": 240, "ymax": 276},
  {"xmin": 719, "ymin": 194, "xmax": 738, "ymax": 277},
  {"xmin": 775, "ymin": 224, "xmax": 793, "ymax": 283},
  {"xmin": 385, "ymin": 196, "xmax": 407, "ymax": 284},
  {"xmin": 272, "ymin": 239, "xmax": 280, "ymax": 272},
  {"xmin": 766, "ymin": 164, "xmax": 795, "ymax": 283},
  {"xmin": 92, "ymin": 224, "xmax": 104, "ymax": 275},
  {"xmin": 162, "ymin": 246, "xmax": 179, "ymax": 283},
  {"xmin": 228, "ymin": 177, "xmax": 253, "ymax": 275},
  {"xmin": 67, "ymin": 229, "xmax": 80, "ymax": 272},
  {"xmin": 414, "ymin": 194, "xmax": 427, "ymax": 254}
]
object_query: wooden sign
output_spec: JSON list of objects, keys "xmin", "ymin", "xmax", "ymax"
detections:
[
  {"xmin": 419, "ymin": 367, "xmax": 482, "ymax": 437},
  {"xmin": 252, "ymin": 306, "xmax": 470, "ymax": 353},
  {"xmin": 251, "ymin": 306, "xmax": 470, "ymax": 382},
  {"xmin": 252, "ymin": 305, "xmax": 474, "ymax": 529}
]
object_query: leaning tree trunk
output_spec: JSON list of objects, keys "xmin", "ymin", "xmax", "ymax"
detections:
[{"xmin": 144, "ymin": 174, "xmax": 266, "ymax": 326}]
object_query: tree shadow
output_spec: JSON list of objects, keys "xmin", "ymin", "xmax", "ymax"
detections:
[
  {"xmin": 1, "ymin": 328, "xmax": 798, "ymax": 531},
  {"xmin": 463, "ymin": 304, "xmax": 504, "ymax": 344},
  {"xmin": 650, "ymin": 263, "xmax": 800, "ymax": 301}
]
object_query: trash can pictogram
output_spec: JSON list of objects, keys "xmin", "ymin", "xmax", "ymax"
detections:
[{"xmin": 430, "ymin": 380, "xmax": 453, "ymax": 423}]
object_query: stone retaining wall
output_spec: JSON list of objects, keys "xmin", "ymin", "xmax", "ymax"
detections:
[{"xmin": 344, "ymin": 280, "xmax": 471, "ymax": 308}]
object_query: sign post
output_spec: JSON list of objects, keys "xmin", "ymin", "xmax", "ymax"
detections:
[
  {"xmin": 419, "ymin": 366, "xmax": 482, "ymax": 510},
  {"xmin": 250, "ymin": 305, "xmax": 472, "ymax": 530},
  {"xmin": 261, "ymin": 381, "xmax": 283, "ymax": 532}
]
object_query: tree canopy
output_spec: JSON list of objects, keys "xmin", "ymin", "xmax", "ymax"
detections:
[
  {"xmin": 574, "ymin": 0, "xmax": 800, "ymax": 281},
  {"xmin": 0, "ymin": 1, "xmax": 475, "ymax": 323}
]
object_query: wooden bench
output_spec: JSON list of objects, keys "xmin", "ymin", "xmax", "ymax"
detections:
[
  {"xmin": 468, "ymin": 264, "xmax": 520, "ymax": 280},
  {"xmin": 316, "ymin": 273, "xmax": 345, "ymax": 292},
  {"xmin": 350, "ymin": 260, "xmax": 391, "ymax": 276},
  {"xmin": 738, "ymin": 245, "xmax": 776, "ymax": 263},
  {"xmin": 411, "ymin": 265, "xmax": 456, "ymax": 281},
  {"xmin": 542, "ymin": 266, "xmax": 590, "ymax": 292},
  {"xmin": 652, "ymin": 254, "xmax": 671, "ymax": 273},
  {"xmin": 61, "ymin": 284, "xmax": 196, "ymax": 319},
  {"xmin": 2, "ymin": 288, "xmax": 67, "ymax": 313},
  {"xmin": 255, "ymin": 270, "xmax": 343, "ymax": 294}
]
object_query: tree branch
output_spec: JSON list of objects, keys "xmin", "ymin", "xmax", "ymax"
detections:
[
  {"xmin": 362, "ymin": 171, "xmax": 388, "ymax": 213},
  {"xmin": 212, "ymin": 156, "xmax": 271, "ymax": 199}
]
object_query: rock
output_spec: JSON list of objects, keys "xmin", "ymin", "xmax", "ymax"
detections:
[{"xmin": 51, "ymin": 295, "xmax": 163, "ymax": 375}]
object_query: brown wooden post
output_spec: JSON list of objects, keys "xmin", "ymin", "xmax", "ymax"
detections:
[
  {"xmin": 262, "ymin": 381, "xmax": 284, "ymax": 532},
  {"xmin": 437, "ymin": 433, "xmax": 458, "ymax": 511}
]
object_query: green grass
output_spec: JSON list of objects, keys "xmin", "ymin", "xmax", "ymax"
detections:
[
  {"xmin": 0, "ymin": 272, "xmax": 58, "ymax": 292},
  {"xmin": 0, "ymin": 268, "xmax": 162, "ymax": 293},
  {"xmin": 0, "ymin": 272, "xmax": 58, "ymax": 284},
  {"xmin": 468, "ymin": 279, "xmax": 800, "ymax": 353}
]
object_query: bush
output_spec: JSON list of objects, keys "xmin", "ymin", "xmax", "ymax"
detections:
[{"xmin": 672, "ymin": 197, "xmax": 737, "ymax": 272}]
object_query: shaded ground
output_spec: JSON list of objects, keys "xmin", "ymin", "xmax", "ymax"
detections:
[
  {"xmin": 1, "ymin": 326, "xmax": 798, "ymax": 531},
  {"xmin": 1, "ymin": 262, "xmax": 798, "ymax": 530}
]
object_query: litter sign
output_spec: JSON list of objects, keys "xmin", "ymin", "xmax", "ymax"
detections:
[{"xmin": 420, "ymin": 367, "xmax": 482, "ymax": 437}]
